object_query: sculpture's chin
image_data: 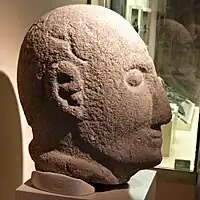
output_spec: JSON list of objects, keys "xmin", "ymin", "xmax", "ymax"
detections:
[
  {"xmin": 134, "ymin": 146, "xmax": 162, "ymax": 170},
  {"xmin": 147, "ymin": 148, "xmax": 163, "ymax": 167},
  {"xmin": 153, "ymin": 156, "xmax": 162, "ymax": 167},
  {"xmin": 154, "ymin": 140, "xmax": 163, "ymax": 165}
]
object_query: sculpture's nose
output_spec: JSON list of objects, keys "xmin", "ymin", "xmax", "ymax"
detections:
[{"xmin": 151, "ymin": 80, "xmax": 172, "ymax": 126}]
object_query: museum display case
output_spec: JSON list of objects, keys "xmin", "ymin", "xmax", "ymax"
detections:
[
  {"xmin": 153, "ymin": 0, "xmax": 200, "ymax": 174},
  {"xmin": 88, "ymin": 0, "xmax": 200, "ymax": 174}
]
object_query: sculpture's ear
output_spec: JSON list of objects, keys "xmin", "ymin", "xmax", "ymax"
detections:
[{"xmin": 45, "ymin": 61, "xmax": 84, "ymax": 111}]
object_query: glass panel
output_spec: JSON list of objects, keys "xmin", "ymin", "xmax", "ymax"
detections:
[
  {"xmin": 103, "ymin": 0, "xmax": 200, "ymax": 172},
  {"xmin": 154, "ymin": 0, "xmax": 199, "ymax": 173}
]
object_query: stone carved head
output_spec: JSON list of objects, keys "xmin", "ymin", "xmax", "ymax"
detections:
[{"xmin": 17, "ymin": 5, "xmax": 171, "ymax": 185}]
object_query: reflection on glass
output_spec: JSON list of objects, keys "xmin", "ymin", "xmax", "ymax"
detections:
[{"xmin": 155, "ymin": 18, "xmax": 199, "ymax": 105}]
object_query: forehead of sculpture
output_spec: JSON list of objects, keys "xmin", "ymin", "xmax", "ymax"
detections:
[{"xmin": 25, "ymin": 5, "xmax": 148, "ymax": 68}]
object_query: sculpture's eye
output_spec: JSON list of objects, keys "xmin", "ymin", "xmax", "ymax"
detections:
[{"xmin": 125, "ymin": 69, "xmax": 143, "ymax": 87}]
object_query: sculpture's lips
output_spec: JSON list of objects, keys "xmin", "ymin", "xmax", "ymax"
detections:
[
  {"xmin": 152, "ymin": 130, "xmax": 162, "ymax": 139},
  {"xmin": 150, "ymin": 128, "xmax": 162, "ymax": 148}
]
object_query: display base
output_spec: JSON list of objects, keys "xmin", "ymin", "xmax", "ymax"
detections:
[
  {"xmin": 15, "ymin": 170, "xmax": 156, "ymax": 200},
  {"xmin": 30, "ymin": 171, "xmax": 95, "ymax": 196}
]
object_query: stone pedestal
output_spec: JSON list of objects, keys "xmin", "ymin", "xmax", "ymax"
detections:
[{"xmin": 15, "ymin": 170, "xmax": 156, "ymax": 200}]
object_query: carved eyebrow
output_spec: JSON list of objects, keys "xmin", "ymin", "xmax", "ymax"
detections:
[
  {"xmin": 126, "ymin": 52, "xmax": 153, "ymax": 73},
  {"xmin": 136, "ymin": 60, "xmax": 154, "ymax": 73}
]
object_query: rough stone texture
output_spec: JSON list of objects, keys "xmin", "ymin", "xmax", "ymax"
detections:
[{"xmin": 17, "ymin": 5, "xmax": 172, "ymax": 185}]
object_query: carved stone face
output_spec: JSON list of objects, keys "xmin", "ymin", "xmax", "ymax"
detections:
[{"xmin": 17, "ymin": 5, "xmax": 171, "ymax": 184}]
